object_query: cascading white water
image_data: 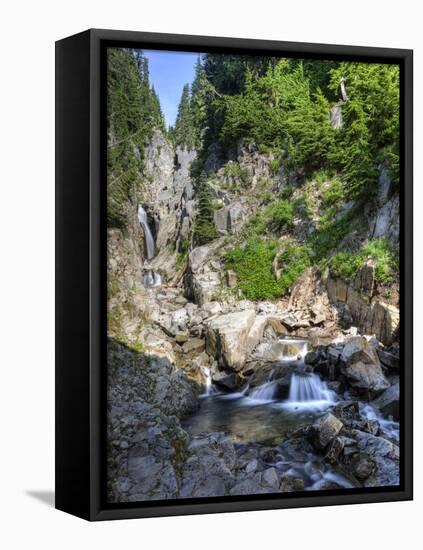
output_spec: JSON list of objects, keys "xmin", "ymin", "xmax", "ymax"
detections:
[
  {"xmin": 138, "ymin": 205, "xmax": 161, "ymax": 288},
  {"xmin": 249, "ymin": 369, "xmax": 277, "ymax": 402},
  {"xmin": 248, "ymin": 339, "xmax": 309, "ymax": 403},
  {"xmin": 278, "ymin": 338, "xmax": 309, "ymax": 361},
  {"xmin": 285, "ymin": 372, "xmax": 336, "ymax": 410},
  {"xmin": 360, "ymin": 403, "xmax": 399, "ymax": 442},
  {"xmin": 138, "ymin": 206, "xmax": 155, "ymax": 260},
  {"xmin": 143, "ymin": 270, "xmax": 162, "ymax": 288},
  {"xmin": 200, "ymin": 367, "xmax": 216, "ymax": 397}
]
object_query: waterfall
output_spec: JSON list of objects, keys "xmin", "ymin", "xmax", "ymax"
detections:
[
  {"xmin": 143, "ymin": 270, "xmax": 162, "ymax": 288},
  {"xmin": 138, "ymin": 205, "xmax": 155, "ymax": 260},
  {"xmin": 249, "ymin": 369, "xmax": 277, "ymax": 402},
  {"xmin": 249, "ymin": 380, "xmax": 277, "ymax": 401},
  {"xmin": 278, "ymin": 337, "xmax": 308, "ymax": 362},
  {"xmin": 285, "ymin": 372, "xmax": 336, "ymax": 410},
  {"xmin": 200, "ymin": 367, "xmax": 216, "ymax": 397},
  {"xmin": 138, "ymin": 205, "xmax": 161, "ymax": 288}
]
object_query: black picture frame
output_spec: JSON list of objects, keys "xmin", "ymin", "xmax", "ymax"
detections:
[{"xmin": 55, "ymin": 28, "xmax": 413, "ymax": 521}]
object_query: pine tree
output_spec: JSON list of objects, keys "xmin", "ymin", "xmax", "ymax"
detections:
[
  {"xmin": 174, "ymin": 84, "xmax": 194, "ymax": 149},
  {"xmin": 193, "ymin": 173, "xmax": 218, "ymax": 246},
  {"xmin": 190, "ymin": 58, "xmax": 209, "ymax": 147}
]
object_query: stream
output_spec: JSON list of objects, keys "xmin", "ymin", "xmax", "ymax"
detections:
[
  {"xmin": 183, "ymin": 337, "xmax": 399, "ymax": 491},
  {"xmin": 136, "ymin": 207, "xmax": 399, "ymax": 492}
]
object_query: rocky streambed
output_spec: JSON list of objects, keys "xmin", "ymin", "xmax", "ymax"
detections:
[{"xmin": 107, "ymin": 276, "xmax": 400, "ymax": 503}]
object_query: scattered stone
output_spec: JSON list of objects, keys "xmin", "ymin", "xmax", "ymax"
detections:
[
  {"xmin": 206, "ymin": 309, "xmax": 258, "ymax": 371},
  {"xmin": 353, "ymin": 454, "xmax": 375, "ymax": 480},
  {"xmin": 377, "ymin": 348, "xmax": 400, "ymax": 371},
  {"xmin": 311, "ymin": 413, "xmax": 343, "ymax": 450},
  {"xmin": 325, "ymin": 436, "xmax": 344, "ymax": 464},
  {"xmin": 182, "ymin": 338, "xmax": 206, "ymax": 354},
  {"xmin": 371, "ymin": 382, "xmax": 400, "ymax": 420},
  {"xmin": 174, "ymin": 295, "xmax": 188, "ymax": 306},
  {"xmin": 333, "ymin": 401, "xmax": 359, "ymax": 422},
  {"xmin": 226, "ymin": 269, "xmax": 237, "ymax": 288},
  {"xmin": 212, "ymin": 371, "xmax": 240, "ymax": 392},
  {"xmin": 202, "ymin": 301, "xmax": 222, "ymax": 317},
  {"xmin": 245, "ymin": 459, "xmax": 259, "ymax": 474},
  {"xmin": 341, "ymin": 336, "xmax": 389, "ymax": 395},
  {"xmin": 175, "ymin": 331, "xmax": 189, "ymax": 344},
  {"xmin": 262, "ymin": 467, "xmax": 280, "ymax": 490},
  {"xmin": 305, "ymin": 351, "xmax": 319, "ymax": 365},
  {"xmin": 279, "ymin": 476, "xmax": 305, "ymax": 492}
]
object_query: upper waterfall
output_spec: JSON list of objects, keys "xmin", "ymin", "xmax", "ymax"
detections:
[{"xmin": 138, "ymin": 205, "xmax": 155, "ymax": 260}]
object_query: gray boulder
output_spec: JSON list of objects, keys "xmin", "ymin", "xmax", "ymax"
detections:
[
  {"xmin": 311, "ymin": 413, "xmax": 343, "ymax": 450},
  {"xmin": 206, "ymin": 310, "xmax": 264, "ymax": 371},
  {"xmin": 341, "ymin": 336, "xmax": 389, "ymax": 395},
  {"xmin": 371, "ymin": 382, "xmax": 400, "ymax": 420}
]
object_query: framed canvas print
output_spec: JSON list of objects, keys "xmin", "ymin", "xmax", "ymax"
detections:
[{"xmin": 55, "ymin": 29, "xmax": 413, "ymax": 521}]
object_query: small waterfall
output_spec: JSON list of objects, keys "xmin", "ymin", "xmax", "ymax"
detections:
[
  {"xmin": 249, "ymin": 381, "xmax": 278, "ymax": 401},
  {"xmin": 278, "ymin": 337, "xmax": 308, "ymax": 362},
  {"xmin": 143, "ymin": 270, "xmax": 162, "ymax": 288},
  {"xmin": 249, "ymin": 369, "xmax": 277, "ymax": 402},
  {"xmin": 286, "ymin": 372, "xmax": 336, "ymax": 410},
  {"xmin": 138, "ymin": 205, "xmax": 161, "ymax": 288},
  {"xmin": 138, "ymin": 205, "xmax": 155, "ymax": 260},
  {"xmin": 200, "ymin": 367, "xmax": 217, "ymax": 397}
]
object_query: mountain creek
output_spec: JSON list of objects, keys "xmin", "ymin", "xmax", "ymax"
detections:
[{"xmin": 106, "ymin": 130, "xmax": 400, "ymax": 503}]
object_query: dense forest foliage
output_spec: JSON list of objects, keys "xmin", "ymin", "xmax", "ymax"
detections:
[
  {"xmin": 107, "ymin": 48, "xmax": 165, "ymax": 228},
  {"xmin": 168, "ymin": 54, "xmax": 400, "ymax": 300},
  {"xmin": 107, "ymin": 47, "xmax": 399, "ymax": 302},
  {"xmin": 173, "ymin": 55, "xmax": 399, "ymax": 199}
]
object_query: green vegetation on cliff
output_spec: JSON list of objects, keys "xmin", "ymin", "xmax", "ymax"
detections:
[{"xmin": 107, "ymin": 48, "xmax": 165, "ymax": 228}]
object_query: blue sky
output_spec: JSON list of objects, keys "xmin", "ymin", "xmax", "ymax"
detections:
[{"xmin": 144, "ymin": 49, "xmax": 201, "ymax": 128}]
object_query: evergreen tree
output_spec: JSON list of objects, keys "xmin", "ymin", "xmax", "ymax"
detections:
[
  {"xmin": 193, "ymin": 173, "xmax": 218, "ymax": 246},
  {"xmin": 190, "ymin": 58, "xmax": 209, "ymax": 147},
  {"xmin": 107, "ymin": 48, "xmax": 167, "ymax": 228},
  {"xmin": 329, "ymin": 62, "xmax": 400, "ymax": 198},
  {"xmin": 174, "ymin": 84, "xmax": 194, "ymax": 149}
]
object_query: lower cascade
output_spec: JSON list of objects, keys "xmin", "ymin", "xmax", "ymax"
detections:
[
  {"xmin": 201, "ymin": 367, "xmax": 216, "ymax": 397},
  {"xmin": 286, "ymin": 372, "xmax": 336, "ymax": 409},
  {"xmin": 143, "ymin": 269, "xmax": 162, "ymax": 288}
]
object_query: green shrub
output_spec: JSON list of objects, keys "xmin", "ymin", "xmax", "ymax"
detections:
[
  {"xmin": 243, "ymin": 214, "xmax": 267, "ymax": 237},
  {"xmin": 278, "ymin": 185, "xmax": 294, "ymax": 200},
  {"xmin": 225, "ymin": 237, "xmax": 311, "ymax": 300},
  {"xmin": 327, "ymin": 238, "xmax": 397, "ymax": 283},
  {"xmin": 270, "ymin": 156, "xmax": 282, "ymax": 175},
  {"xmin": 266, "ymin": 200, "xmax": 295, "ymax": 231},
  {"xmin": 225, "ymin": 237, "xmax": 281, "ymax": 300},
  {"xmin": 277, "ymin": 243, "xmax": 311, "ymax": 294},
  {"xmin": 293, "ymin": 193, "xmax": 313, "ymax": 219},
  {"xmin": 361, "ymin": 239, "xmax": 398, "ymax": 283},
  {"xmin": 321, "ymin": 176, "xmax": 344, "ymax": 207},
  {"xmin": 326, "ymin": 251, "xmax": 363, "ymax": 281},
  {"xmin": 222, "ymin": 162, "xmax": 250, "ymax": 187},
  {"xmin": 261, "ymin": 191, "xmax": 274, "ymax": 205}
]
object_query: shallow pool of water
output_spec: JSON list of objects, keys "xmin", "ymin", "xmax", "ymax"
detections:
[{"xmin": 183, "ymin": 393, "xmax": 329, "ymax": 444}]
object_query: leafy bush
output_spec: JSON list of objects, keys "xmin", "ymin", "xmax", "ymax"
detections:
[
  {"xmin": 328, "ymin": 238, "xmax": 397, "ymax": 283},
  {"xmin": 261, "ymin": 191, "xmax": 274, "ymax": 205},
  {"xmin": 277, "ymin": 243, "xmax": 311, "ymax": 294},
  {"xmin": 266, "ymin": 200, "xmax": 295, "ymax": 231},
  {"xmin": 225, "ymin": 237, "xmax": 311, "ymax": 300},
  {"xmin": 329, "ymin": 63, "xmax": 399, "ymax": 200},
  {"xmin": 222, "ymin": 162, "xmax": 250, "ymax": 187},
  {"xmin": 193, "ymin": 173, "xmax": 218, "ymax": 246},
  {"xmin": 225, "ymin": 237, "xmax": 281, "ymax": 300},
  {"xmin": 321, "ymin": 176, "xmax": 344, "ymax": 207}
]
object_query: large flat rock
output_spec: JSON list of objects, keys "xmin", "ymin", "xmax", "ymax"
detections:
[{"xmin": 205, "ymin": 310, "xmax": 259, "ymax": 371}]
